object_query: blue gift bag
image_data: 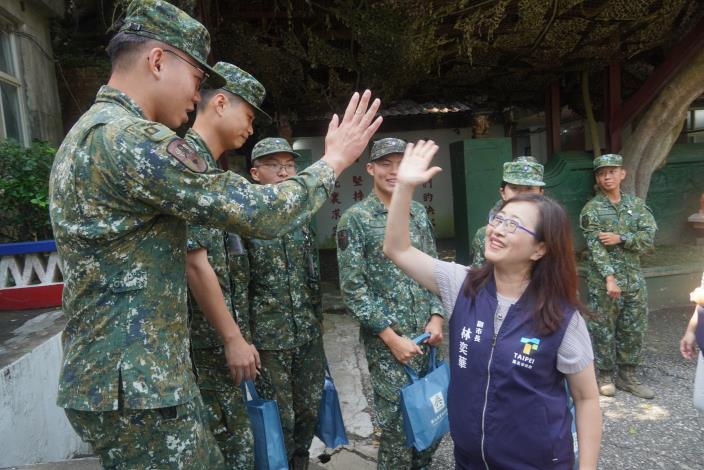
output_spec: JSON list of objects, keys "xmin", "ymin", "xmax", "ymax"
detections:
[
  {"xmin": 241, "ymin": 380, "xmax": 289, "ymax": 470},
  {"xmin": 400, "ymin": 334, "xmax": 450, "ymax": 452},
  {"xmin": 315, "ymin": 364, "xmax": 349, "ymax": 448}
]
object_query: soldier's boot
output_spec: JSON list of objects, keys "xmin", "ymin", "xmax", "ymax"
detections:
[
  {"xmin": 615, "ymin": 366, "xmax": 655, "ymax": 399},
  {"xmin": 597, "ymin": 369, "xmax": 616, "ymax": 397},
  {"xmin": 290, "ymin": 452, "xmax": 309, "ymax": 470}
]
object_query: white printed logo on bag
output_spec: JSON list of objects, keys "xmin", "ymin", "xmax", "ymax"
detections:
[{"xmin": 430, "ymin": 392, "xmax": 445, "ymax": 414}]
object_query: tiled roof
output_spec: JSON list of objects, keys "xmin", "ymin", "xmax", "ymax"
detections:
[
  {"xmin": 380, "ymin": 100, "xmax": 472, "ymax": 117},
  {"xmin": 302, "ymin": 100, "xmax": 472, "ymax": 121}
]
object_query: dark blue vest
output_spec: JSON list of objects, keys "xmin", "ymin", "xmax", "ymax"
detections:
[
  {"xmin": 449, "ymin": 275, "xmax": 575, "ymax": 470},
  {"xmin": 696, "ymin": 306, "xmax": 704, "ymax": 352}
]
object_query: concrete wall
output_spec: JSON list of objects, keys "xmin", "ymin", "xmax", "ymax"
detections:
[
  {"xmin": 1, "ymin": 0, "xmax": 64, "ymax": 144},
  {"xmin": 0, "ymin": 331, "xmax": 90, "ymax": 467},
  {"xmin": 294, "ymin": 127, "xmax": 477, "ymax": 248}
]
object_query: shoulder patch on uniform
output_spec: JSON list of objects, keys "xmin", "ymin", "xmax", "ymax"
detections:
[
  {"xmin": 167, "ymin": 138, "xmax": 207, "ymax": 173},
  {"xmin": 337, "ymin": 229, "xmax": 349, "ymax": 250},
  {"xmin": 143, "ymin": 125, "xmax": 174, "ymax": 142}
]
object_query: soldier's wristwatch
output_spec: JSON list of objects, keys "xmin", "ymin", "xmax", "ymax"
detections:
[{"xmin": 619, "ymin": 234, "xmax": 626, "ymax": 243}]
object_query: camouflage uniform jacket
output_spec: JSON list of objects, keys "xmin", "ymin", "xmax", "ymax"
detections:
[
  {"xmin": 580, "ymin": 191, "xmax": 657, "ymax": 291},
  {"xmin": 185, "ymin": 129, "xmax": 251, "ymax": 349},
  {"xmin": 471, "ymin": 198, "xmax": 503, "ymax": 267},
  {"xmin": 245, "ymin": 223, "xmax": 322, "ymax": 350},
  {"xmin": 49, "ymin": 86, "xmax": 335, "ymax": 411},
  {"xmin": 337, "ymin": 193, "xmax": 445, "ymax": 337},
  {"xmin": 226, "ymin": 232, "xmax": 251, "ymax": 342}
]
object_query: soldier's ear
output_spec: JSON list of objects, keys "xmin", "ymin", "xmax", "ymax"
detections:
[
  {"xmin": 214, "ymin": 93, "xmax": 227, "ymax": 117},
  {"xmin": 146, "ymin": 48, "xmax": 165, "ymax": 78},
  {"xmin": 250, "ymin": 166, "xmax": 261, "ymax": 182},
  {"xmin": 365, "ymin": 162, "xmax": 374, "ymax": 176}
]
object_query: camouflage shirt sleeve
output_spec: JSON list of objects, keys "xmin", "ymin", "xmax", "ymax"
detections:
[
  {"xmin": 580, "ymin": 203, "xmax": 615, "ymax": 279},
  {"xmin": 186, "ymin": 224, "xmax": 213, "ymax": 252},
  {"xmin": 337, "ymin": 211, "xmax": 394, "ymax": 334},
  {"xmin": 419, "ymin": 210, "xmax": 446, "ymax": 318},
  {"xmin": 114, "ymin": 122, "xmax": 335, "ymax": 239},
  {"xmin": 471, "ymin": 225, "xmax": 487, "ymax": 267},
  {"xmin": 621, "ymin": 199, "xmax": 657, "ymax": 255}
]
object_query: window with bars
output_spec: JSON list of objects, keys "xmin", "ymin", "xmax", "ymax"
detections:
[{"xmin": 0, "ymin": 24, "xmax": 26, "ymax": 144}]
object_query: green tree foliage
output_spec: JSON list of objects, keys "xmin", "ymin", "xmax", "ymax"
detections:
[{"xmin": 0, "ymin": 140, "xmax": 56, "ymax": 242}]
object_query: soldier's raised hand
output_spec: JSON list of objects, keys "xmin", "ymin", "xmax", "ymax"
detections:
[
  {"xmin": 397, "ymin": 140, "xmax": 441, "ymax": 187},
  {"xmin": 322, "ymin": 90, "xmax": 383, "ymax": 175}
]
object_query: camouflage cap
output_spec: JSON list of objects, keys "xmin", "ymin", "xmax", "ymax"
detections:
[
  {"xmin": 502, "ymin": 158, "xmax": 545, "ymax": 187},
  {"xmin": 370, "ymin": 138, "xmax": 407, "ymax": 161},
  {"xmin": 593, "ymin": 153, "xmax": 623, "ymax": 171},
  {"xmin": 251, "ymin": 137, "xmax": 300, "ymax": 162},
  {"xmin": 118, "ymin": 0, "xmax": 225, "ymax": 88},
  {"xmin": 213, "ymin": 62, "xmax": 272, "ymax": 124},
  {"xmin": 513, "ymin": 155, "xmax": 539, "ymax": 164}
]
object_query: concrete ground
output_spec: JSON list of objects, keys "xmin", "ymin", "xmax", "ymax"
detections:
[{"xmin": 3, "ymin": 255, "xmax": 703, "ymax": 469}]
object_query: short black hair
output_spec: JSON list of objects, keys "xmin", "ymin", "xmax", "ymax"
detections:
[
  {"xmin": 196, "ymin": 88, "xmax": 242, "ymax": 115},
  {"xmin": 106, "ymin": 31, "xmax": 159, "ymax": 72}
]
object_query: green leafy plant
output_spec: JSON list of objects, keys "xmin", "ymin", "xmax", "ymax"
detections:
[{"xmin": 0, "ymin": 139, "xmax": 56, "ymax": 242}]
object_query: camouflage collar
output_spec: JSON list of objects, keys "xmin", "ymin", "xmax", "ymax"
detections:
[
  {"xmin": 365, "ymin": 191, "xmax": 418, "ymax": 218},
  {"xmin": 95, "ymin": 85, "xmax": 147, "ymax": 119},
  {"xmin": 596, "ymin": 189, "xmax": 629, "ymax": 206},
  {"xmin": 184, "ymin": 128, "xmax": 216, "ymax": 168}
]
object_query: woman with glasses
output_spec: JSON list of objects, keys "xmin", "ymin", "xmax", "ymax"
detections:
[{"xmin": 383, "ymin": 140, "xmax": 601, "ymax": 470}]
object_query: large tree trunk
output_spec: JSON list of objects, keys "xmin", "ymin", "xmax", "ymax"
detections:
[{"xmin": 622, "ymin": 47, "xmax": 704, "ymax": 198}]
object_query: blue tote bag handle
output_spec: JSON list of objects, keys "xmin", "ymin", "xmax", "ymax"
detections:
[
  {"xmin": 240, "ymin": 380, "xmax": 289, "ymax": 470},
  {"xmin": 403, "ymin": 332, "xmax": 434, "ymax": 380}
]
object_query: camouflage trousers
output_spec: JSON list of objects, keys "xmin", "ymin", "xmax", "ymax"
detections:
[
  {"xmin": 65, "ymin": 394, "xmax": 224, "ymax": 470},
  {"xmin": 256, "ymin": 335, "xmax": 326, "ymax": 461},
  {"xmin": 192, "ymin": 347, "xmax": 255, "ymax": 470},
  {"xmin": 364, "ymin": 334, "xmax": 439, "ymax": 470},
  {"xmin": 586, "ymin": 282, "xmax": 648, "ymax": 371}
]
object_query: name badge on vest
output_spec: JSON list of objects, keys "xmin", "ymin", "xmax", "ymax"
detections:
[{"xmin": 457, "ymin": 320, "xmax": 486, "ymax": 369}]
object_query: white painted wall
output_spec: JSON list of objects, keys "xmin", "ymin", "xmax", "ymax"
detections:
[
  {"xmin": 0, "ymin": 332, "xmax": 91, "ymax": 467},
  {"xmin": 294, "ymin": 127, "xmax": 474, "ymax": 248}
]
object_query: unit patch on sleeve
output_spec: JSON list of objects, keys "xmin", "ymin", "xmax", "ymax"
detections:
[{"xmin": 167, "ymin": 138, "xmax": 207, "ymax": 173}]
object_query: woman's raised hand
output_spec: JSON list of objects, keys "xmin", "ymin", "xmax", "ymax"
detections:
[{"xmin": 397, "ymin": 140, "xmax": 442, "ymax": 187}]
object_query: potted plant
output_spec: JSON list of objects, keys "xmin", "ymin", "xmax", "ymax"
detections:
[{"xmin": 0, "ymin": 139, "xmax": 63, "ymax": 310}]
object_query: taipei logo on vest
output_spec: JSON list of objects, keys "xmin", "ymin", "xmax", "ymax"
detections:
[{"xmin": 512, "ymin": 337, "xmax": 540, "ymax": 370}]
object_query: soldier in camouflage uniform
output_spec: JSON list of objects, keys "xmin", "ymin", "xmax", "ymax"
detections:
[
  {"xmin": 471, "ymin": 156, "xmax": 545, "ymax": 267},
  {"xmin": 244, "ymin": 137, "xmax": 324, "ymax": 470},
  {"xmin": 337, "ymin": 138, "xmax": 446, "ymax": 470},
  {"xmin": 48, "ymin": 0, "xmax": 382, "ymax": 466},
  {"xmin": 580, "ymin": 154, "xmax": 657, "ymax": 399},
  {"xmin": 184, "ymin": 61, "xmax": 274, "ymax": 469}
]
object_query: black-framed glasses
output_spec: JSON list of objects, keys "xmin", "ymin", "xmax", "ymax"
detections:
[
  {"xmin": 163, "ymin": 49, "xmax": 209, "ymax": 85},
  {"xmin": 257, "ymin": 162, "xmax": 297, "ymax": 172},
  {"xmin": 488, "ymin": 214, "xmax": 538, "ymax": 238}
]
